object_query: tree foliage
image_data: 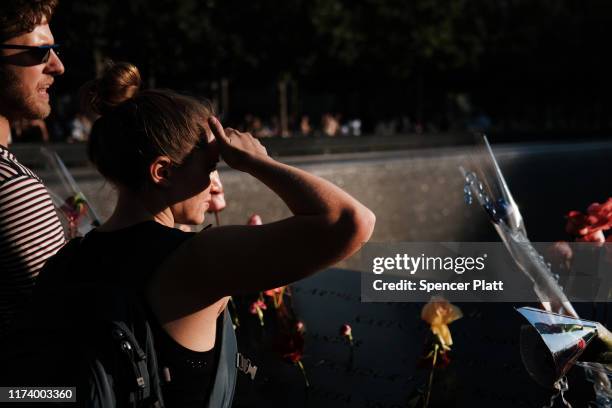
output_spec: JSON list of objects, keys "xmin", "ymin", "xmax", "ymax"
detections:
[{"xmin": 50, "ymin": 0, "xmax": 612, "ymax": 129}]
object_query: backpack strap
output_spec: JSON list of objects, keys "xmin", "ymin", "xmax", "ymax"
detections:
[
  {"xmin": 111, "ymin": 322, "xmax": 150, "ymax": 400},
  {"xmin": 206, "ymin": 308, "xmax": 237, "ymax": 408}
]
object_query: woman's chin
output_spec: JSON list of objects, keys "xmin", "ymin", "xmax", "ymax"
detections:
[{"xmin": 176, "ymin": 215, "xmax": 205, "ymax": 226}]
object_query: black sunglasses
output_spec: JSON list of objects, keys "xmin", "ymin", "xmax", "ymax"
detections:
[{"xmin": 0, "ymin": 44, "xmax": 60, "ymax": 67}]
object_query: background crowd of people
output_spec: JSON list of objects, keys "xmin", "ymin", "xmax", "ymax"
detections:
[{"xmin": 9, "ymin": 95, "xmax": 496, "ymax": 143}]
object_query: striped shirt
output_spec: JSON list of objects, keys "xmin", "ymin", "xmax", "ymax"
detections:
[{"xmin": 0, "ymin": 145, "xmax": 66, "ymax": 337}]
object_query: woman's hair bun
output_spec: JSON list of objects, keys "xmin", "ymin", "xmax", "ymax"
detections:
[{"xmin": 80, "ymin": 61, "xmax": 142, "ymax": 116}]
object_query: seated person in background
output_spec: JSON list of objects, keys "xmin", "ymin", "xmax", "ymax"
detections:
[{"xmin": 40, "ymin": 62, "xmax": 375, "ymax": 407}]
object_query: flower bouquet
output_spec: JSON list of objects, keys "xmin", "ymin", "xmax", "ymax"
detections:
[
  {"xmin": 39, "ymin": 147, "xmax": 100, "ymax": 238},
  {"xmin": 461, "ymin": 136, "xmax": 576, "ymax": 317},
  {"xmin": 461, "ymin": 135, "xmax": 611, "ymax": 405}
]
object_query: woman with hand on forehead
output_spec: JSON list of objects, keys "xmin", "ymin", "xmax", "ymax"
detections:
[{"xmin": 46, "ymin": 62, "xmax": 375, "ymax": 407}]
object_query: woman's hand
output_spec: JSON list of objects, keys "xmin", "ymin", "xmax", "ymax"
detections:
[{"xmin": 208, "ymin": 117, "xmax": 269, "ymax": 172}]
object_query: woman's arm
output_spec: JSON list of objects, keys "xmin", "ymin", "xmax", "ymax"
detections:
[{"xmin": 151, "ymin": 117, "xmax": 375, "ymax": 319}]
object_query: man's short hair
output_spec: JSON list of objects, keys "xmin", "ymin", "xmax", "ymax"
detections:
[{"xmin": 0, "ymin": 0, "xmax": 58, "ymax": 43}]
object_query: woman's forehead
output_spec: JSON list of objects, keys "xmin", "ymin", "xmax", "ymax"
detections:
[
  {"xmin": 203, "ymin": 123, "xmax": 215, "ymax": 143},
  {"xmin": 204, "ymin": 139, "xmax": 219, "ymax": 162}
]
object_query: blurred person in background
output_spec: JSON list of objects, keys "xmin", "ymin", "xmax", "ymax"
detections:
[
  {"xmin": 322, "ymin": 113, "xmax": 340, "ymax": 136},
  {"xmin": 299, "ymin": 114, "xmax": 312, "ymax": 136},
  {"xmin": 68, "ymin": 111, "xmax": 93, "ymax": 142}
]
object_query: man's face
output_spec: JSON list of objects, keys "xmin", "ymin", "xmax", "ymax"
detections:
[{"xmin": 0, "ymin": 20, "xmax": 64, "ymax": 121}]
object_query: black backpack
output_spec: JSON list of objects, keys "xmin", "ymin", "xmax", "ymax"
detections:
[{"xmin": 0, "ymin": 237, "xmax": 165, "ymax": 408}]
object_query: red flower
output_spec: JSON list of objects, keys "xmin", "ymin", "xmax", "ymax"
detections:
[
  {"xmin": 247, "ymin": 214, "xmax": 263, "ymax": 226},
  {"xmin": 566, "ymin": 211, "xmax": 594, "ymax": 236},
  {"xmin": 249, "ymin": 300, "xmax": 267, "ymax": 314},
  {"xmin": 264, "ymin": 287, "xmax": 284, "ymax": 296},
  {"xmin": 60, "ymin": 193, "xmax": 90, "ymax": 238},
  {"xmin": 264, "ymin": 286, "xmax": 286, "ymax": 308},
  {"xmin": 588, "ymin": 199, "xmax": 612, "ymax": 219},
  {"xmin": 547, "ymin": 241, "xmax": 573, "ymax": 270},
  {"xmin": 271, "ymin": 316, "xmax": 310, "ymax": 386},
  {"xmin": 283, "ymin": 350, "xmax": 303, "ymax": 363},
  {"xmin": 576, "ymin": 230, "xmax": 606, "ymax": 244},
  {"xmin": 275, "ymin": 327, "xmax": 305, "ymax": 364},
  {"xmin": 550, "ymin": 241, "xmax": 573, "ymax": 260},
  {"xmin": 249, "ymin": 299, "xmax": 267, "ymax": 326},
  {"xmin": 340, "ymin": 323, "xmax": 353, "ymax": 345},
  {"xmin": 566, "ymin": 198, "xmax": 612, "ymax": 240},
  {"xmin": 60, "ymin": 194, "xmax": 88, "ymax": 221}
]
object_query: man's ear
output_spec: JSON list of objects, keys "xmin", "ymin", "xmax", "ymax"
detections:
[{"xmin": 149, "ymin": 156, "xmax": 173, "ymax": 187}]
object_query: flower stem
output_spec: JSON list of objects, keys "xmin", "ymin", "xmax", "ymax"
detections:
[
  {"xmin": 297, "ymin": 360, "xmax": 310, "ymax": 388},
  {"xmin": 257, "ymin": 308, "xmax": 264, "ymax": 326},
  {"xmin": 424, "ymin": 343, "xmax": 439, "ymax": 408},
  {"xmin": 229, "ymin": 297, "xmax": 240, "ymax": 328}
]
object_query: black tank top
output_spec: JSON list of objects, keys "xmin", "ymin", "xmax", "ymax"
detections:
[{"xmin": 69, "ymin": 221, "xmax": 219, "ymax": 407}]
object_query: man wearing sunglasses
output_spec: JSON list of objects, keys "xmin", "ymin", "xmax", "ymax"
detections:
[{"xmin": 0, "ymin": 0, "xmax": 66, "ymax": 338}]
